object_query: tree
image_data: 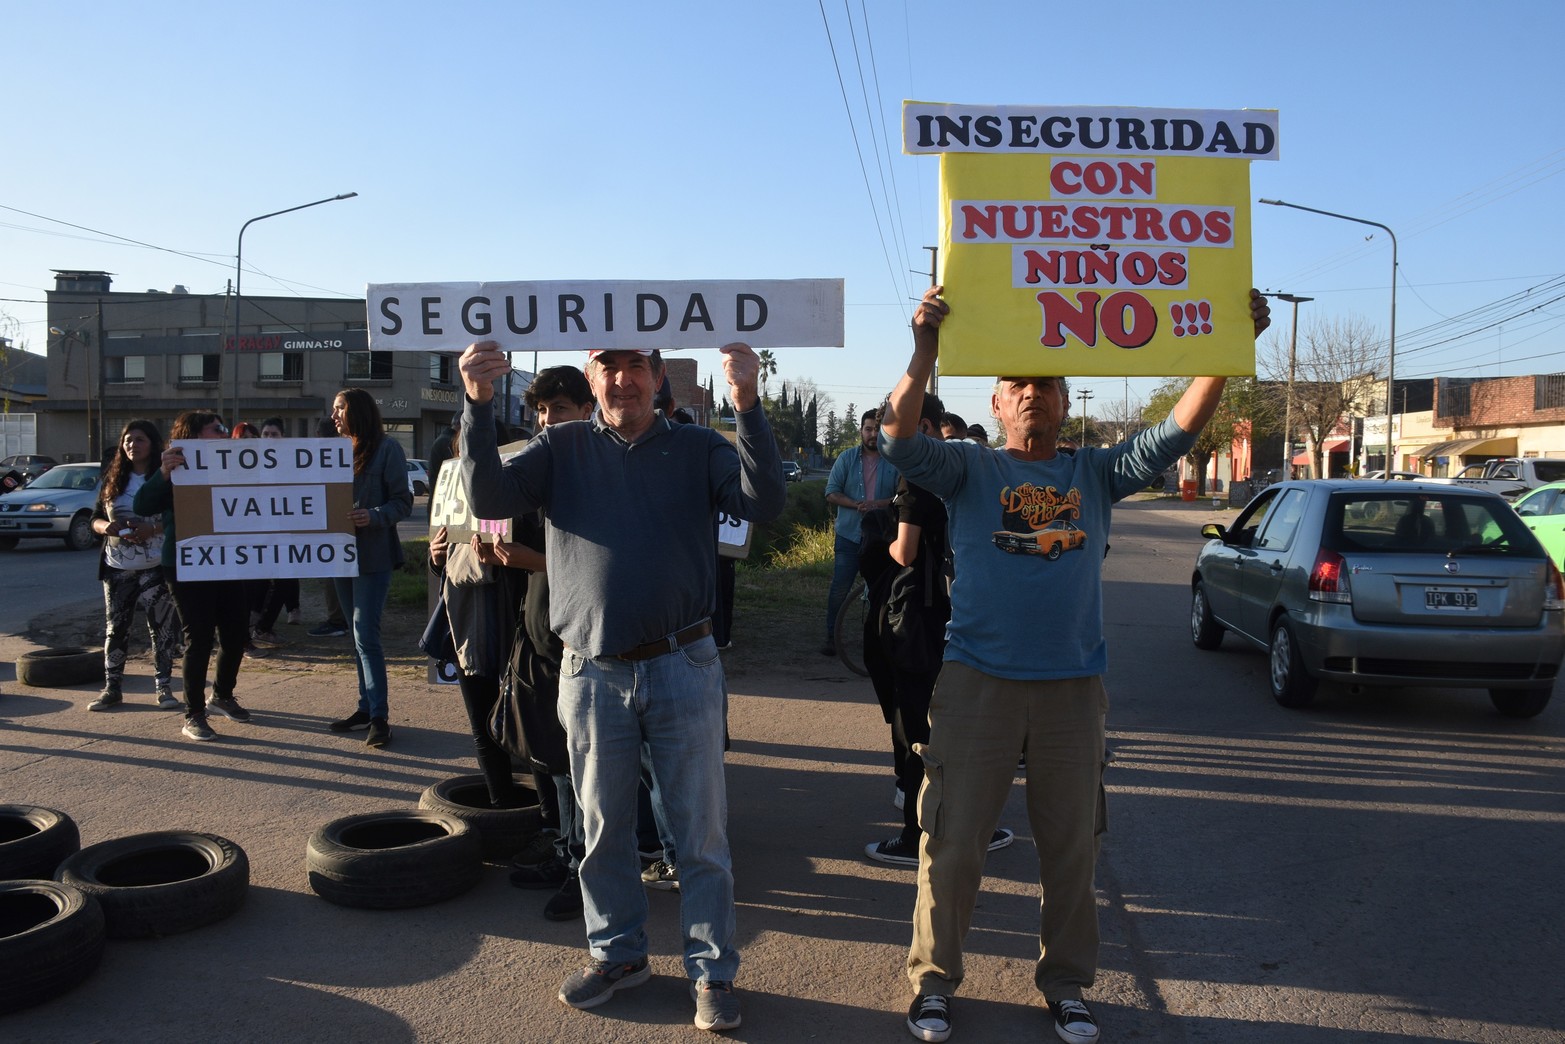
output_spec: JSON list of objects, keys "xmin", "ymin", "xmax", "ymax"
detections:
[
  {"xmin": 1258, "ymin": 315, "xmax": 1384, "ymax": 478},
  {"xmin": 756, "ymin": 349, "xmax": 778, "ymax": 399},
  {"xmin": 1143, "ymin": 376, "xmax": 1268, "ymax": 495}
]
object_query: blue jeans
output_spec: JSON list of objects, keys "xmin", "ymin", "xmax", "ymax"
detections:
[
  {"xmin": 825, "ymin": 532, "xmax": 861, "ymax": 644},
  {"xmin": 551, "ymin": 772, "xmax": 585, "ymax": 871},
  {"xmin": 333, "ymin": 570, "xmax": 392, "ymax": 720},
  {"xmin": 558, "ymin": 635, "xmax": 738, "ymax": 982}
]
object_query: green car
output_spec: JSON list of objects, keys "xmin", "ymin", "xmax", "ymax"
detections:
[{"xmin": 1513, "ymin": 482, "xmax": 1565, "ymax": 571}]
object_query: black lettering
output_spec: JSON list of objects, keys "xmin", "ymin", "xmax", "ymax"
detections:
[
  {"xmin": 558, "ymin": 295, "xmax": 586, "ymax": 333},
  {"xmin": 1041, "ymin": 116, "xmax": 1073, "ymax": 149},
  {"xmin": 603, "ymin": 292, "xmax": 614, "ymax": 333},
  {"xmin": 1171, "ymin": 119, "xmax": 1203, "ymax": 151},
  {"xmin": 462, "ymin": 296, "xmax": 492, "ymax": 336},
  {"xmin": 974, "ymin": 114, "xmax": 1003, "ymax": 148},
  {"xmin": 1206, "ymin": 121, "xmax": 1239, "ymax": 154},
  {"xmin": 295, "ymin": 448, "xmax": 312, "ymax": 467},
  {"xmin": 238, "ymin": 448, "xmax": 259, "ymax": 469},
  {"xmin": 243, "ymin": 498, "xmax": 260, "ymax": 517},
  {"xmin": 219, "ymin": 496, "xmax": 238, "ymax": 517},
  {"xmin": 1244, "ymin": 121, "xmax": 1275, "ymax": 156},
  {"xmin": 421, "ymin": 296, "xmax": 442, "ymax": 336},
  {"xmin": 505, "ymin": 295, "xmax": 538, "ymax": 334},
  {"xmin": 262, "ymin": 447, "xmax": 277, "ymax": 468},
  {"xmin": 1008, "ymin": 115, "xmax": 1039, "ymax": 148},
  {"xmin": 736, "ymin": 293, "xmax": 767, "ymax": 332},
  {"xmin": 1115, "ymin": 118, "xmax": 1150, "ymax": 152},
  {"xmin": 288, "ymin": 544, "xmax": 313, "ymax": 565},
  {"xmin": 934, "ymin": 114, "xmax": 970, "ymax": 147},
  {"xmin": 1077, "ymin": 117, "xmax": 1110, "ymax": 150},
  {"xmin": 680, "ymin": 294, "xmax": 714, "ymax": 332},
  {"xmin": 378, "ymin": 297, "xmax": 402, "ymax": 336},
  {"xmin": 637, "ymin": 294, "xmax": 668, "ymax": 332},
  {"xmin": 915, "ymin": 113, "xmax": 936, "ymax": 149}
]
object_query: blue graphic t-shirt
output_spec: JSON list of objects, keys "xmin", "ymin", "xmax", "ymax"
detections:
[{"xmin": 881, "ymin": 415, "xmax": 1194, "ymax": 680}]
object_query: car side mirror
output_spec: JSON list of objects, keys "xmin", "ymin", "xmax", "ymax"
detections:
[{"xmin": 1200, "ymin": 523, "xmax": 1228, "ymax": 541}]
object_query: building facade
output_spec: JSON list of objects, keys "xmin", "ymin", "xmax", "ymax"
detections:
[{"xmin": 41, "ymin": 270, "xmax": 469, "ymax": 464}]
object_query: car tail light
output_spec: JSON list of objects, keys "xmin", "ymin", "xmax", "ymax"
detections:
[
  {"xmin": 1308, "ymin": 548, "xmax": 1352, "ymax": 604},
  {"xmin": 1545, "ymin": 561, "xmax": 1565, "ymax": 612}
]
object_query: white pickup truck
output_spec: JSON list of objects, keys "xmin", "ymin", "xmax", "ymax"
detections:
[{"xmin": 1425, "ymin": 457, "xmax": 1565, "ymax": 500}]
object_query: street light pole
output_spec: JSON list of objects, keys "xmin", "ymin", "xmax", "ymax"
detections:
[
  {"xmin": 231, "ymin": 192, "xmax": 358, "ymax": 424},
  {"xmin": 1077, "ymin": 387, "xmax": 1093, "ymax": 444},
  {"xmin": 1259, "ymin": 199, "xmax": 1398, "ymax": 480},
  {"xmin": 1264, "ymin": 293, "xmax": 1313, "ymax": 477}
]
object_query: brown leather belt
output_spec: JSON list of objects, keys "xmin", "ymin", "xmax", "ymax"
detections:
[{"xmin": 612, "ymin": 620, "xmax": 713, "ymax": 661}]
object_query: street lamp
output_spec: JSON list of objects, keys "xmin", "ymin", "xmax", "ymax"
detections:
[
  {"xmin": 230, "ymin": 192, "xmax": 358, "ymax": 424},
  {"xmin": 1259, "ymin": 199, "xmax": 1398, "ymax": 480},
  {"xmin": 1077, "ymin": 387, "xmax": 1093, "ymax": 444},
  {"xmin": 1263, "ymin": 293, "xmax": 1312, "ymax": 477}
]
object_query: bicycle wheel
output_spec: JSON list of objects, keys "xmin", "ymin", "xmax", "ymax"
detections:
[{"xmin": 834, "ymin": 575, "xmax": 869, "ymax": 676}]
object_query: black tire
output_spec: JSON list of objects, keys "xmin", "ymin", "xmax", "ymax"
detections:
[
  {"xmin": 56, "ymin": 831, "xmax": 249, "ymax": 939},
  {"xmin": 1045, "ymin": 543, "xmax": 1063, "ymax": 560},
  {"xmin": 1268, "ymin": 618, "xmax": 1318, "ymax": 709},
  {"xmin": 306, "ymin": 810, "xmax": 482, "ymax": 909},
  {"xmin": 834, "ymin": 575, "xmax": 869, "ymax": 677},
  {"xmin": 64, "ymin": 511, "xmax": 96, "ymax": 552},
  {"xmin": 0, "ymin": 880, "xmax": 105, "ymax": 1015},
  {"xmin": 15, "ymin": 647, "xmax": 103, "ymax": 688},
  {"xmin": 417, "ymin": 774, "xmax": 542, "ymax": 860},
  {"xmin": 0, "ymin": 536, "xmax": 16, "ymax": 551},
  {"xmin": 1190, "ymin": 582, "xmax": 1225, "ymax": 650},
  {"xmin": 0, "ymin": 806, "xmax": 80, "ymax": 882},
  {"xmin": 1490, "ymin": 687, "xmax": 1552, "ymax": 719}
]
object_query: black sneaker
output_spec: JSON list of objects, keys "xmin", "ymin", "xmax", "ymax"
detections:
[
  {"xmin": 641, "ymin": 859, "xmax": 679, "ymax": 891},
  {"xmin": 182, "ymin": 715, "xmax": 216, "ymax": 741},
  {"xmin": 88, "ymin": 686, "xmax": 123, "ymax": 712},
  {"xmin": 208, "ymin": 695, "xmax": 251, "ymax": 722},
  {"xmin": 1048, "ymin": 998, "xmax": 1099, "ymax": 1044},
  {"xmin": 691, "ymin": 980, "xmax": 742, "ymax": 1032},
  {"xmin": 865, "ymin": 835, "xmax": 920, "ymax": 867},
  {"xmin": 557, "ymin": 956, "xmax": 650, "ymax": 1009},
  {"xmin": 510, "ymin": 858, "xmax": 569, "ymax": 890},
  {"xmin": 365, "ymin": 717, "xmax": 391, "ymax": 748},
  {"xmin": 308, "ymin": 622, "xmax": 348, "ymax": 637},
  {"xmin": 907, "ymin": 993, "xmax": 951, "ymax": 1042},
  {"xmin": 329, "ymin": 709, "xmax": 371, "ymax": 732},
  {"xmin": 543, "ymin": 872, "xmax": 583, "ymax": 922},
  {"xmin": 511, "ymin": 829, "xmax": 562, "ymax": 868}
]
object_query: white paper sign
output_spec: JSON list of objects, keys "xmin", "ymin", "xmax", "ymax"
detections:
[
  {"xmin": 172, "ymin": 438, "xmax": 353, "ymax": 486},
  {"xmin": 174, "ymin": 533, "xmax": 359, "ymax": 580},
  {"xmin": 717, "ymin": 511, "xmax": 752, "ymax": 560},
  {"xmin": 367, "ymin": 278, "xmax": 845, "ymax": 352},
  {"xmin": 211, "ymin": 485, "xmax": 330, "ymax": 533}
]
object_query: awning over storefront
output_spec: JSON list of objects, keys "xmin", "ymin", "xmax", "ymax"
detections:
[
  {"xmin": 1413, "ymin": 436, "xmax": 1517, "ymax": 460},
  {"xmin": 1292, "ymin": 439, "xmax": 1349, "ymax": 466}
]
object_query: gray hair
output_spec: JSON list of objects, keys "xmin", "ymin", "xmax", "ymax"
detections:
[{"xmin": 993, "ymin": 376, "xmax": 1071, "ymax": 409}]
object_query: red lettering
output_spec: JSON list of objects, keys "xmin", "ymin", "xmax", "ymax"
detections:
[
  {"xmin": 1157, "ymin": 251, "xmax": 1188, "ymax": 285},
  {"xmin": 1037, "ymin": 291, "xmax": 1100, "ymax": 348},
  {"xmin": 1100, "ymin": 291, "xmax": 1158, "ymax": 348},
  {"xmin": 1169, "ymin": 210, "xmax": 1204, "ymax": 243},
  {"xmin": 1204, "ymin": 210, "xmax": 1233, "ymax": 244}
]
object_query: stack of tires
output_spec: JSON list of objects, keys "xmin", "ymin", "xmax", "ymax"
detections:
[
  {"xmin": 0, "ymin": 804, "xmax": 249, "ymax": 1016},
  {"xmin": 305, "ymin": 774, "xmax": 542, "ymax": 909}
]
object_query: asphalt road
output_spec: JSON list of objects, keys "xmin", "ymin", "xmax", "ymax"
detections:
[{"xmin": 1, "ymin": 498, "xmax": 1561, "ymax": 1042}]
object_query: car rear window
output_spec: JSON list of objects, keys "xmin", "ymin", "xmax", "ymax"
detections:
[{"xmin": 1324, "ymin": 491, "xmax": 1541, "ymax": 556}]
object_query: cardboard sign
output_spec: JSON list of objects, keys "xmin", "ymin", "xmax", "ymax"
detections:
[
  {"xmin": 170, "ymin": 437, "xmax": 357, "ymax": 580},
  {"xmin": 904, "ymin": 102, "xmax": 1277, "ymax": 377},
  {"xmin": 429, "ymin": 441, "xmax": 528, "ymax": 543},
  {"xmin": 366, "ymin": 279, "xmax": 845, "ymax": 353}
]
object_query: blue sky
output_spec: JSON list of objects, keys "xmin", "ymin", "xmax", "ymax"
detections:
[{"xmin": 3, "ymin": 0, "xmax": 1562, "ymax": 433}]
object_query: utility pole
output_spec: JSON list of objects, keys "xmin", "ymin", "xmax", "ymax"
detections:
[
  {"xmin": 1265, "ymin": 293, "xmax": 1312, "ymax": 477},
  {"xmin": 1078, "ymin": 388, "xmax": 1093, "ymax": 444},
  {"xmin": 922, "ymin": 245, "xmax": 939, "ymax": 396}
]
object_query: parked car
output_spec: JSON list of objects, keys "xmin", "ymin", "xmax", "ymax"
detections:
[
  {"xmin": 0, "ymin": 462, "xmax": 104, "ymax": 551},
  {"xmin": 781, "ymin": 461, "xmax": 803, "ymax": 483},
  {"xmin": 406, "ymin": 458, "xmax": 431, "ymax": 496},
  {"xmin": 992, "ymin": 519, "xmax": 1086, "ymax": 559},
  {"xmin": 1190, "ymin": 478, "xmax": 1565, "ymax": 718},
  {"xmin": 0, "ymin": 454, "xmax": 58, "ymax": 487},
  {"xmin": 1511, "ymin": 481, "xmax": 1565, "ymax": 573},
  {"xmin": 1360, "ymin": 470, "xmax": 1425, "ymax": 481}
]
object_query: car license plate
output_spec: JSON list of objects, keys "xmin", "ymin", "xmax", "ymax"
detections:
[{"xmin": 1425, "ymin": 586, "xmax": 1478, "ymax": 610}]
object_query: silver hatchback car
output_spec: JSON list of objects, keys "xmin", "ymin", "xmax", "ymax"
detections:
[{"xmin": 1190, "ymin": 479, "xmax": 1565, "ymax": 718}]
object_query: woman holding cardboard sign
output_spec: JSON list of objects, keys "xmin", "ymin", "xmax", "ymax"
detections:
[
  {"xmin": 134, "ymin": 410, "xmax": 255, "ymax": 742},
  {"xmin": 326, "ymin": 387, "xmax": 413, "ymax": 749}
]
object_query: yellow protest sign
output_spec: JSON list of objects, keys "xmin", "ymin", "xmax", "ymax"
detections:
[{"xmin": 904, "ymin": 103, "xmax": 1278, "ymax": 377}]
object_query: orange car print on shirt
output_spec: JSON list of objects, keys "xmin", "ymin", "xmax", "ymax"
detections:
[{"xmin": 992, "ymin": 483, "xmax": 1087, "ymax": 559}]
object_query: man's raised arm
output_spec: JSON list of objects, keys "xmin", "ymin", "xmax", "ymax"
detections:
[{"xmin": 881, "ymin": 285, "xmax": 948, "ymax": 439}]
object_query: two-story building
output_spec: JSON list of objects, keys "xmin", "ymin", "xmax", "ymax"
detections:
[{"xmin": 40, "ymin": 270, "xmax": 478, "ymax": 464}]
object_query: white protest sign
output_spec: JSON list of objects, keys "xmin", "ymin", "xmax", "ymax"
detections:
[
  {"xmin": 171, "ymin": 437, "xmax": 357, "ymax": 580},
  {"xmin": 367, "ymin": 279, "xmax": 845, "ymax": 352},
  {"xmin": 429, "ymin": 441, "xmax": 528, "ymax": 542},
  {"xmin": 717, "ymin": 511, "xmax": 753, "ymax": 560}
]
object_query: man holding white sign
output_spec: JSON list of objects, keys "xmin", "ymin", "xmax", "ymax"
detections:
[{"xmin": 459, "ymin": 339, "xmax": 785, "ymax": 1033}]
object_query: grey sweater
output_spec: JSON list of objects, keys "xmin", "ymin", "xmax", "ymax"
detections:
[{"xmin": 461, "ymin": 399, "xmax": 786, "ymax": 658}]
